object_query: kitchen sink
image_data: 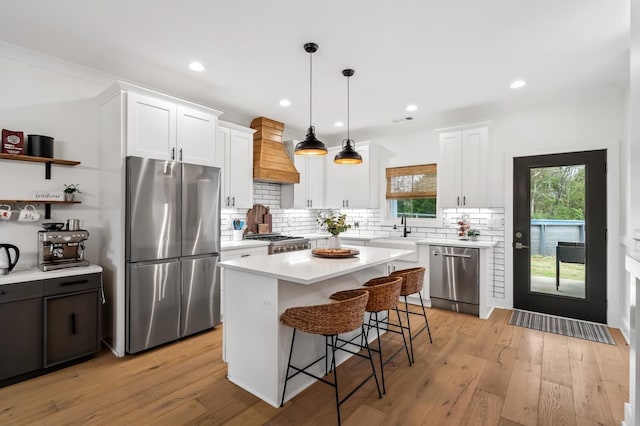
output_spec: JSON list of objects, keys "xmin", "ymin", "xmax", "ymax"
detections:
[{"xmin": 368, "ymin": 237, "xmax": 421, "ymax": 260}]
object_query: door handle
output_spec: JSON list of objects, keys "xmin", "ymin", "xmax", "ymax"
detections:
[
  {"xmin": 457, "ymin": 196, "xmax": 460, "ymax": 206},
  {"xmin": 514, "ymin": 242, "xmax": 530, "ymax": 249},
  {"xmin": 171, "ymin": 147, "xmax": 176, "ymax": 160},
  {"xmin": 226, "ymin": 196, "xmax": 230, "ymax": 206},
  {"xmin": 463, "ymin": 196, "xmax": 466, "ymax": 206},
  {"xmin": 71, "ymin": 313, "xmax": 77, "ymax": 335},
  {"xmin": 179, "ymin": 148, "xmax": 183, "ymax": 162},
  {"xmin": 433, "ymin": 252, "xmax": 472, "ymax": 259},
  {"xmin": 232, "ymin": 197, "xmax": 235, "ymax": 207}
]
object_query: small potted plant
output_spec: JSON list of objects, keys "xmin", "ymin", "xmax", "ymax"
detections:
[
  {"xmin": 63, "ymin": 184, "xmax": 81, "ymax": 202},
  {"xmin": 467, "ymin": 229, "xmax": 480, "ymax": 241},
  {"xmin": 317, "ymin": 210, "xmax": 352, "ymax": 247}
]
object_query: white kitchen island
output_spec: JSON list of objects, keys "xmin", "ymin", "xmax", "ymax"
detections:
[{"xmin": 219, "ymin": 246, "xmax": 413, "ymax": 407}]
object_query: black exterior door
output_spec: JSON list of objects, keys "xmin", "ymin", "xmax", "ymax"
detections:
[{"xmin": 513, "ymin": 150, "xmax": 607, "ymax": 323}]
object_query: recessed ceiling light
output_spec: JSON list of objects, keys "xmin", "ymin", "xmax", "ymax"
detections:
[
  {"xmin": 279, "ymin": 99, "xmax": 291, "ymax": 107},
  {"xmin": 406, "ymin": 104, "xmax": 418, "ymax": 112},
  {"xmin": 510, "ymin": 80, "xmax": 526, "ymax": 89},
  {"xmin": 334, "ymin": 121, "xmax": 344, "ymax": 127},
  {"xmin": 189, "ymin": 61, "xmax": 205, "ymax": 72}
]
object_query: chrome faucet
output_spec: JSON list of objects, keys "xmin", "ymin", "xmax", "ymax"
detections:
[{"xmin": 401, "ymin": 215, "xmax": 411, "ymax": 237}]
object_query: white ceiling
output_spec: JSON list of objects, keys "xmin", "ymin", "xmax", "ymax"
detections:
[{"xmin": 0, "ymin": 0, "xmax": 629, "ymax": 137}]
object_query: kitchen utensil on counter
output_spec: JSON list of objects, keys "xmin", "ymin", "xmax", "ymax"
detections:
[
  {"xmin": 0, "ymin": 204, "xmax": 12, "ymax": 220},
  {"xmin": 17, "ymin": 204, "xmax": 40, "ymax": 222},
  {"xmin": 66, "ymin": 218, "xmax": 84, "ymax": 230},
  {"xmin": 0, "ymin": 243, "xmax": 20, "ymax": 275},
  {"xmin": 41, "ymin": 222, "xmax": 65, "ymax": 231},
  {"xmin": 245, "ymin": 204, "xmax": 269, "ymax": 235},
  {"xmin": 263, "ymin": 209, "xmax": 272, "ymax": 233}
]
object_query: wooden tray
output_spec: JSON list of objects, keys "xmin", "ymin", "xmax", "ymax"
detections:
[{"xmin": 311, "ymin": 248, "xmax": 360, "ymax": 258}]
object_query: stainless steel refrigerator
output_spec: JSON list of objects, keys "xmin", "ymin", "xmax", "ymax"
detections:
[{"xmin": 125, "ymin": 156, "xmax": 221, "ymax": 354}]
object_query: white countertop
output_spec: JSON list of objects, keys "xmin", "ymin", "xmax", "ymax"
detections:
[
  {"xmin": 297, "ymin": 233, "xmax": 380, "ymax": 242},
  {"xmin": 417, "ymin": 238, "xmax": 498, "ymax": 248},
  {"xmin": 0, "ymin": 264, "xmax": 103, "ymax": 286},
  {"xmin": 221, "ymin": 240, "xmax": 270, "ymax": 250},
  {"xmin": 219, "ymin": 246, "xmax": 414, "ymax": 285}
]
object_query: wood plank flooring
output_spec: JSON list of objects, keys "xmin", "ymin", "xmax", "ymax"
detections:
[{"xmin": 0, "ymin": 308, "xmax": 628, "ymax": 425}]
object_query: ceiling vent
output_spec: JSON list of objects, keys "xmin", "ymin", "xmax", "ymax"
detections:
[
  {"xmin": 392, "ymin": 116, "xmax": 414, "ymax": 123},
  {"xmin": 251, "ymin": 117, "xmax": 300, "ymax": 184}
]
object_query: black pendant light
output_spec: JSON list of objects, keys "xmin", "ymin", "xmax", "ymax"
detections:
[
  {"xmin": 295, "ymin": 42, "xmax": 328, "ymax": 156},
  {"xmin": 334, "ymin": 68, "xmax": 363, "ymax": 164}
]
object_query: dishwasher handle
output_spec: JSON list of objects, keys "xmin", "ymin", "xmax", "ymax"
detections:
[{"xmin": 433, "ymin": 251, "xmax": 472, "ymax": 259}]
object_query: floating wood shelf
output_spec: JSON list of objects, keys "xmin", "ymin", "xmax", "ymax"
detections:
[
  {"xmin": 0, "ymin": 200, "xmax": 81, "ymax": 205},
  {"xmin": 0, "ymin": 154, "xmax": 82, "ymax": 219},
  {"xmin": 0, "ymin": 153, "xmax": 81, "ymax": 179}
]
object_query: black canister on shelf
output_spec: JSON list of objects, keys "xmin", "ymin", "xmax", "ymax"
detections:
[{"xmin": 27, "ymin": 134, "xmax": 54, "ymax": 158}]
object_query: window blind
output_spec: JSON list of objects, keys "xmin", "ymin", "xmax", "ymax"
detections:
[{"xmin": 385, "ymin": 164, "xmax": 437, "ymax": 200}]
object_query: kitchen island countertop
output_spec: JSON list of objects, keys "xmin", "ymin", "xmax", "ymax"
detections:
[{"xmin": 219, "ymin": 246, "xmax": 413, "ymax": 285}]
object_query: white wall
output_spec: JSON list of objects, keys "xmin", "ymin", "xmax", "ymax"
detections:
[
  {"xmin": 0, "ymin": 43, "xmax": 110, "ymax": 268},
  {"xmin": 347, "ymin": 89, "xmax": 626, "ymax": 327}
]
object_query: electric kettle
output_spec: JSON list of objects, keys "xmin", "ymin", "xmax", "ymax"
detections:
[{"xmin": 0, "ymin": 244, "xmax": 19, "ymax": 275}]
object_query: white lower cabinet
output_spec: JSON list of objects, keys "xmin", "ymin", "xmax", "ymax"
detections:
[
  {"xmin": 310, "ymin": 238, "xmax": 328, "ymax": 249},
  {"xmin": 220, "ymin": 245, "xmax": 268, "ymax": 321}
]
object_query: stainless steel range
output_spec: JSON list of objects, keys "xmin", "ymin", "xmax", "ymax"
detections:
[{"xmin": 244, "ymin": 233, "xmax": 310, "ymax": 254}]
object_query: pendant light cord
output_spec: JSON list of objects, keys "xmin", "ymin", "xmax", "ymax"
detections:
[
  {"xmin": 309, "ymin": 51, "xmax": 313, "ymax": 128},
  {"xmin": 347, "ymin": 74, "xmax": 350, "ymax": 142}
]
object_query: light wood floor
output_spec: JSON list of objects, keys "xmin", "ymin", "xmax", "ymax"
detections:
[{"xmin": 0, "ymin": 307, "xmax": 629, "ymax": 425}]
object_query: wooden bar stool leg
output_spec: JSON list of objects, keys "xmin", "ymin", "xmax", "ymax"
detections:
[
  {"xmin": 281, "ymin": 328, "xmax": 297, "ymax": 407},
  {"xmin": 418, "ymin": 293, "xmax": 433, "ymax": 343},
  {"xmin": 395, "ymin": 306, "xmax": 412, "ymax": 366}
]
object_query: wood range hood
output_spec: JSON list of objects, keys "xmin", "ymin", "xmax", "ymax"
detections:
[{"xmin": 251, "ymin": 117, "xmax": 300, "ymax": 184}]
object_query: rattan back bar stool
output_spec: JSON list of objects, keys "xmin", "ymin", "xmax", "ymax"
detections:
[
  {"xmin": 362, "ymin": 276, "xmax": 412, "ymax": 394},
  {"xmin": 280, "ymin": 289, "xmax": 381, "ymax": 425},
  {"xmin": 390, "ymin": 267, "xmax": 433, "ymax": 363}
]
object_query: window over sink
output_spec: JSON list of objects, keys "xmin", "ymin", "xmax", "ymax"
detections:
[{"xmin": 386, "ymin": 164, "xmax": 437, "ymax": 219}]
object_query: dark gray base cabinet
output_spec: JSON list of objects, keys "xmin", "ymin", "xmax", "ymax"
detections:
[
  {"xmin": 0, "ymin": 272, "xmax": 101, "ymax": 386},
  {"xmin": 0, "ymin": 281, "xmax": 43, "ymax": 382}
]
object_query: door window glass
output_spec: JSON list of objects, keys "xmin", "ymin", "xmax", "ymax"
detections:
[{"xmin": 529, "ymin": 165, "xmax": 586, "ymax": 299}]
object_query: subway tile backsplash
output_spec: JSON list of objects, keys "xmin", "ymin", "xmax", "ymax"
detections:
[{"xmin": 221, "ymin": 183, "xmax": 506, "ymax": 300}]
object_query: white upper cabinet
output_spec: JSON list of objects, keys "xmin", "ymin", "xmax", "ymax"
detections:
[
  {"xmin": 325, "ymin": 142, "xmax": 378, "ymax": 209},
  {"xmin": 437, "ymin": 124, "xmax": 489, "ymax": 208},
  {"xmin": 216, "ymin": 122, "xmax": 254, "ymax": 209},
  {"xmin": 176, "ymin": 106, "xmax": 217, "ymax": 166},
  {"xmin": 123, "ymin": 84, "xmax": 220, "ymax": 166},
  {"xmin": 293, "ymin": 155, "xmax": 325, "ymax": 209},
  {"xmin": 126, "ymin": 92, "xmax": 176, "ymax": 161}
]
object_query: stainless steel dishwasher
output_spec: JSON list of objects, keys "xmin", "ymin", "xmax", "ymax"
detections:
[{"xmin": 429, "ymin": 246, "xmax": 479, "ymax": 316}]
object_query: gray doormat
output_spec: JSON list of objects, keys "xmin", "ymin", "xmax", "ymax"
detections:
[{"xmin": 509, "ymin": 309, "xmax": 615, "ymax": 345}]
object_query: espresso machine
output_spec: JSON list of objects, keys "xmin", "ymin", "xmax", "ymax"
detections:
[{"xmin": 37, "ymin": 229, "xmax": 90, "ymax": 271}]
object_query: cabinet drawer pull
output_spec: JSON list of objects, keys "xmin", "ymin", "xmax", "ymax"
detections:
[
  {"xmin": 463, "ymin": 196, "xmax": 466, "ymax": 206},
  {"xmin": 240, "ymin": 254, "xmax": 251, "ymax": 258},
  {"xmin": 71, "ymin": 313, "xmax": 77, "ymax": 335},
  {"xmin": 457, "ymin": 196, "xmax": 460, "ymax": 206},
  {"xmin": 171, "ymin": 147, "xmax": 176, "ymax": 160},
  {"xmin": 61, "ymin": 279, "xmax": 89, "ymax": 286}
]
